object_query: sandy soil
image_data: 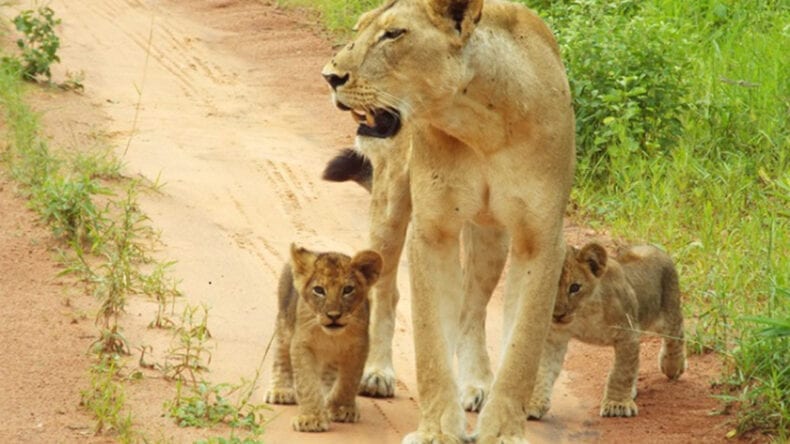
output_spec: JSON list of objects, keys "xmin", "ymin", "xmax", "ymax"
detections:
[{"xmin": 0, "ymin": 0, "xmax": 736, "ymax": 442}]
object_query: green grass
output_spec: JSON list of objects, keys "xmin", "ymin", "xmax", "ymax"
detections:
[{"xmin": 279, "ymin": 0, "xmax": 789, "ymax": 439}]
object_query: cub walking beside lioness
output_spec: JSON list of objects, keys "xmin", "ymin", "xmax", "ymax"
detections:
[
  {"xmin": 264, "ymin": 244, "xmax": 382, "ymax": 432},
  {"xmin": 528, "ymin": 242, "xmax": 686, "ymax": 420}
]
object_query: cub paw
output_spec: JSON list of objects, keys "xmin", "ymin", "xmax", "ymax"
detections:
[
  {"xmin": 292, "ymin": 413, "xmax": 330, "ymax": 432},
  {"xmin": 358, "ymin": 369, "xmax": 395, "ymax": 397},
  {"xmin": 402, "ymin": 431, "xmax": 469, "ymax": 444},
  {"xmin": 476, "ymin": 436, "xmax": 529, "ymax": 444},
  {"xmin": 600, "ymin": 398, "xmax": 638, "ymax": 417},
  {"xmin": 526, "ymin": 399, "xmax": 550, "ymax": 420},
  {"xmin": 461, "ymin": 385, "xmax": 487, "ymax": 412},
  {"xmin": 264, "ymin": 387, "xmax": 296, "ymax": 405},
  {"xmin": 329, "ymin": 404, "xmax": 360, "ymax": 423},
  {"xmin": 659, "ymin": 348, "xmax": 687, "ymax": 380}
]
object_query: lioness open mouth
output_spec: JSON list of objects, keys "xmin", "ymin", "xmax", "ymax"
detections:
[{"xmin": 350, "ymin": 107, "xmax": 402, "ymax": 139}]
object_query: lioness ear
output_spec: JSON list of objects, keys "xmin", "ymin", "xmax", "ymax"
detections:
[
  {"xmin": 290, "ymin": 244, "xmax": 317, "ymax": 276},
  {"xmin": 353, "ymin": 0, "xmax": 397, "ymax": 32},
  {"xmin": 579, "ymin": 243, "xmax": 608, "ymax": 278},
  {"xmin": 426, "ymin": 0, "xmax": 484, "ymax": 41},
  {"xmin": 351, "ymin": 250, "xmax": 383, "ymax": 286}
]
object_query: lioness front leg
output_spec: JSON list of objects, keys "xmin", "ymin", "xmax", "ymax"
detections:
[
  {"xmin": 600, "ymin": 336, "xmax": 640, "ymax": 417},
  {"xmin": 457, "ymin": 223, "xmax": 508, "ymax": 412},
  {"xmin": 404, "ymin": 222, "xmax": 467, "ymax": 443},
  {"xmin": 476, "ymin": 232, "xmax": 564, "ymax": 444},
  {"xmin": 361, "ymin": 153, "xmax": 411, "ymax": 398}
]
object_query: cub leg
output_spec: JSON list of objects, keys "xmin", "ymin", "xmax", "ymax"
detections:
[
  {"xmin": 476, "ymin": 231, "xmax": 564, "ymax": 443},
  {"xmin": 328, "ymin": 346, "xmax": 367, "ymax": 423},
  {"xmin": 658, "ymin": 267, "xmax": 686, "ymax": 379},
  {"xmin": 264, "ymin": 317, "xmax": 296, "ymax": 404},
  {"xmin": 600, "ymin": 335, "xmax": 640, "ymax": 417},
  {"xmin": 527, "ymin": 331, "xmax": 570, "ymax": 420},
  {"xmin": 291, "ymin": 344, "xmax": 330, "ymax": 432},
  {"xmin": 457, "ymin": 222, "xmax": 508, "ymax": 412},
  {"xmin": 360, "ymin": 152, "xmax": 411, "ymax": 398},
  {"xmin": 404, "ymin": 222, "xmax": 467, "ymax": 443}
]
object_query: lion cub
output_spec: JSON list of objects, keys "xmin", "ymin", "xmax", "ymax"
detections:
[
  {"xmin": 264, "ymin": 244, "xmax": 382, "ymax": 432},
  {"xmin": 528, "ymin": 242, "xmax": 686, "ymax": 419}
]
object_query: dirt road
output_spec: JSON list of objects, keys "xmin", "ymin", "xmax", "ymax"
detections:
[{"xmin": 2, "ymin": 0, "xmax": 731, "ymax": 442}]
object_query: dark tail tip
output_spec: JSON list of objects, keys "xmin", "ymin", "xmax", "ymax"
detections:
[{"xmin": 322, "ymin": 148, "xmax": 373, "ymax": 192}]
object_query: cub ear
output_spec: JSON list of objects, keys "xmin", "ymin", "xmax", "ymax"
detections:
[
  {"xmin": 578, "ymin": 242, "xmax": 608, "ymax": 278},
  {"xmin": 426, "ymin": 0, "xmax": 484, "ymax": 41},
  {"xmin": 290, "ymin": 244, "xmax": 317, "ymax": 276},
  {"xmin": 351, "ymin": 250, "xmax": 384, "ymax": 286}
]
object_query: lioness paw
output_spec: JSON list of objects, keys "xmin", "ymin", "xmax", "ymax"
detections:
[
  {"xmin": 359, "ymin": 369, "xmax": 395, "ymax": 397},
  {"xmin": 600, "ymin": 398, "xmax": 638, "ymax": 417},
  {"xmin": 292, "ymin": 413, "xmax": 330, "ymax": 432},
  {"xmin": 329, "ymin": 404, "xmax": 360, "ymax": 423},
  {"xmin": 264, "ymin": 387, "xmax": 296, "ymax": 405},
  {"xmin": 461, "ymin": 385, "xmax": 487, "ymax": 412}
]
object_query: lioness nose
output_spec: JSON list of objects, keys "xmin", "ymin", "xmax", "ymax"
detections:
[{"xmin": 323, "ymin": 72, "xmax": 349, "ymax": 90}]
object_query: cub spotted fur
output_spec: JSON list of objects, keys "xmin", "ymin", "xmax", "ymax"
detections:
[
  {"xmin": 528, "ymin": 242, "xmax": 686, "ymax": 419},
  {"xmin": 264, "ymin": 245, "xmax": 382, "ymax": 432}
]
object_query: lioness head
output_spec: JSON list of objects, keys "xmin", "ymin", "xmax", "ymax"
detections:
[
  {"xmin": 290, "ymin": 244, "xmax": 383, "ymax": 334},
  {"xmin": 553, "ymin": 242, "xmax": 608, "ymax": 324},
  {"xmin": 321, "ymin": 0, "xmax": 483, "ymax": 138}
]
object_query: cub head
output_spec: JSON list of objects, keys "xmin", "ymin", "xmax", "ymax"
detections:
[
  {"xmin": 320, "ymin": 0, "xmax": 484, "ymax": 138},
  {"xmin": 553, "ymin": 242, "xmax": 608, "ymax": 325},
  {"xmin": 290, "ymin": 244, "xmax": 383, "ymax": 334}
]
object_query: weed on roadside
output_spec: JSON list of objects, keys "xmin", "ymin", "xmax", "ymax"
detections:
[{"xmin": 162, "ymin": 304, "xmax": 213, "ymax": 384}]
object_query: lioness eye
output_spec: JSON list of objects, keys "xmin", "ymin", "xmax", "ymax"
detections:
[
  {"xmin": 380, "ymin": 28, "xmax": 406, "ymax": 41},
  {"xmin": 312, "ymin": 286, "xmax": 326, "ymax": 297},
  {"xmin": 342, "ymin": 285, "xmax": 355, "ymax": 296},
  {"xmin": 569, "ymin": 283, "xmax": 581, "ymax": 294}
]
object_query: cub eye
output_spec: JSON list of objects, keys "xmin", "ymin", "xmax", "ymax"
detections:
[
  {"xmin": 380, "ymin": 28, "xmax": 406, "ymax": 41},
  {"xmin": 342, "ymin": 285, "xmax": 355, "ymax": 296},
  {"xmin": 569, "ymin": 283, "xmax": 581, "ymax": 294},
  {"xmin": 312, "ymin": 286, "xmax": 326, "ymax": 297}
]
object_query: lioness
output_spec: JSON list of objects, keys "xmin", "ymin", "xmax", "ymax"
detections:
[
  {"xmin": 264, "ymin": 244, "xmax": 383, "ymax": 432},
  {"xmin": 527, "ymin": 242, "xmax": 686, "ymax": 420},
  {"xmin": 321, "ymin": 0, "xmax": 575, "ymax": 442}
]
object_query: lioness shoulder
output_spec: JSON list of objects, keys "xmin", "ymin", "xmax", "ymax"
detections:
[
  {"xmin": 529, "ymin": 242, "xmax": 686, "ymax": 419},
  {"xmin": 264, "ymin": 244, "xmax": 382, "ymax": 432}
]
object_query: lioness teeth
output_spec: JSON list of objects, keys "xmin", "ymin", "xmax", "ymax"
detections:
[
  {"xmin": 365, "ymin": 111, "xmax": 375, "ymax": 127},
  {"xmin": 351, "ymin": 110, "xmax": 367, "ymax": 124}
]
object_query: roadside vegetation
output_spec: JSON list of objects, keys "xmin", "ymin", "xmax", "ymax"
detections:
[
  {"xmin": 1, "ymin": 6, "xmax": 266, "ymax": 442},
  {"xmin": 282, "ymin": 0, "xmax": 789, "ymax": 440}
]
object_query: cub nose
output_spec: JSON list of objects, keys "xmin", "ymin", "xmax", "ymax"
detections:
[
  {"xmin": 327, "ymin": 311, "xmax": 342, "ymax": 322},
  {"xmin": 323, "ymin": 72, "xmax": 349, "ymax": 90}
]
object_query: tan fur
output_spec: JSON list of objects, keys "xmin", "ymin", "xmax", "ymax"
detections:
[
  {"xmin": 322, "ymin": 0, "xmax": 575, "ymax": 442},
  {"xmin": 527, "ymin": 242, "xmax": 686, "ymax": 420},
  {"xmin": 264, "ymin": 245, "xmax": 383, "ymax": 432}
]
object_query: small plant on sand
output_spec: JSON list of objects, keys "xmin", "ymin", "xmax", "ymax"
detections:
[
  {"xmin": 162, "ymin": 304, "xmax": 213, "ymax": 384},
  {"xmin": 80, "ymin": 355, "xmax": 134, "ymax": 441},
  {"xmin": 10, "ymin": 6, "xmax": 61, "ymax": 81}
]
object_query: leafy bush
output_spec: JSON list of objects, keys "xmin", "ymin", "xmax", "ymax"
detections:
[
  {"xmin": 534, "ymin": 1, "xmax": 692, "ymax": 180},
  {"xmin": 11, "ymin": 6, "xmax": 61, "ymax": 81}
]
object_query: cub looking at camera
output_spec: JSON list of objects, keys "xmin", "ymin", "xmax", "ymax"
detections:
[
  {"xmin": 528, "ymin": 242, "xmax": 686, "ymax": 419},
  {"xmin": 264, "ymin": 244, "xmax": 382, "ymax": 432}
]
